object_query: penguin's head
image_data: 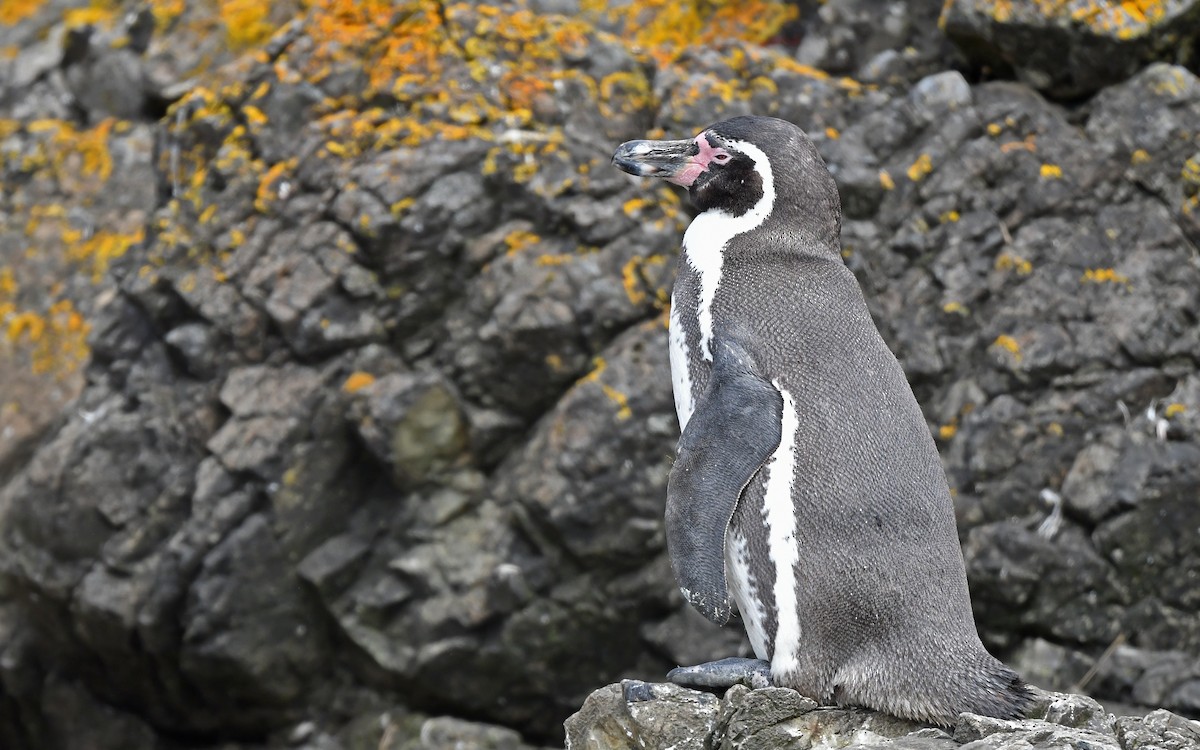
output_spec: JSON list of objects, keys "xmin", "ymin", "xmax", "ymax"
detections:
[{"xmin": 612, "ymin": 116, "xmax": 841, "ymax": 244}]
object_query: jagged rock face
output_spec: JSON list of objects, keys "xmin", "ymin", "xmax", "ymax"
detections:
[
  {"xmin": 940, "ymin": 0, "xmax": 1200, "ymax": 97},
  {"xmin": 0, "ymin": 1, "xmax": 1199, "ymax": 749},
  {"xmin": 565, "ymin": 682, "xmax": 1200, "ymax": 750}
]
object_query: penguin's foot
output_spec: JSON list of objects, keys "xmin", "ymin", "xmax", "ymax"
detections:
[{"xmin": 667, "ymin": 657, "xmax": 773, "ymax": 690}]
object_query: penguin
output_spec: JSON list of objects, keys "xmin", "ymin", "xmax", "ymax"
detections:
[{"xmin": 611, "ymin": 116, "xmax": 1033, "ymax": 726}]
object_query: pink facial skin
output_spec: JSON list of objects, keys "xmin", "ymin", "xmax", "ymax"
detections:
[{"xmin": 667, "ymin": 133, "xmax": 732, "ymax": 187}]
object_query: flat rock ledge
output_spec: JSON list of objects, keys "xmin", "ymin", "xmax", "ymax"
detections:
[{"xmin": 564, "ymin": 681, "xmax": 1200, "ymax": 750}]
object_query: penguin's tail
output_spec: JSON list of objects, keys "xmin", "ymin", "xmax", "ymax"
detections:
[{"xmin": 957, "ymin": 654, "xmax": 1036, "ymax": 721}]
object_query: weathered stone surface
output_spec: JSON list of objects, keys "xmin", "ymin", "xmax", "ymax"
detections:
[
  {"xmin": 567, "ymin": 683, "xmax": 1200, "ymax": 750},
  {"xmin": 564, "ymin": 681, "xmax": 722, "ymax": 750},
  {"xmin": 2, "ymin": 1, "xmax": 1200, "ymax": 749},
  {"xmin": 940, "ymin": 0, "xmax": 1200, "ymax": 97}
]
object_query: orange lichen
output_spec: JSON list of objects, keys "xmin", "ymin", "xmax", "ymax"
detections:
[
  {"xmin": 1000, "ymin": 134, "xmax": 1037, "ymax": 153},
  {"xmin": 0, "ymin": 0, "xmax": 45, "ymax": 24},
  {"xmin": 967, "ymin": 0, "xmax": 1170, "ymax": 40},
  {"xmin": 584, "ymin": 0, "xmax": 797, "ymax": 67},
  {"xmin": 504, "ymin": 229, "xmax": 541, "ymax": 255},
  {"xmin": 342, "ymin": 371, "xmax": 377, "ymax": 393}
]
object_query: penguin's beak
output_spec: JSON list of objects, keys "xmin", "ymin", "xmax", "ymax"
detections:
[{"xmin": 611, "ymin": 138, "xmax": 701, "ymax": 184}]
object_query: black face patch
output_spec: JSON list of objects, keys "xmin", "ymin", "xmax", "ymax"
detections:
[{"xmin": 689, "ymin": 142, "xmax": 764, "ymax": 217}]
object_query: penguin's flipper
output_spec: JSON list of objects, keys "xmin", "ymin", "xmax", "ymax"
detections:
[{"xmin": 666, "ymin": 333, "xmax": 783, "ymax": 625}]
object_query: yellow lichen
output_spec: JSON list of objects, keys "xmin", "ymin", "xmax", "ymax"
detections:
[
  {"xmin": 1163, "ymin": 403, "xmax": 1185, "ymax": 418},
  {"xmin": 255, "ymin": 158, "xmax": 297, "ymax": 213},
  {"xmin": 220, "ymin": 0, "xmax": 275, "ymax": 48},
  {"xmin": 3, "ymin": 298, "xmax": 91, "ymax": 378},
  {"xmin": 879, "ymin": 170, "xmax": 895, "ymax": 190},
  {"xmin": 1182, "ymin": 155, "xmax": 1200, "ymax": 189},
  {"xmin": 1039, "ymin": 163, "xmax": 1063, "ymax": 179},
  {"xmin": 623, "ymin": 197, "xmax": 651, "ymax": 216},
  {"xmin": 906, "ymin": 154, "xmax": 932, "ymax": 182},
  {"xmin": 578, "ymin": 356, "xmax": 632, "ymax": 419},
  {"xmin": 60, "ymin": 226, "xmax": 145, "ymax": 282},
  {"xmin": 1130, "ymin": 148, "xmax": 1151, "ymax": 165},
  {"xmin": 1081, "ymin": 267, "xmax": 1129, "ymax": 284},
  {"xmin": 995, "ymin": 252, "xmax": 1032, "ymax": 275},
  {"xmin": 63, "ymin": 1, "xmax": 118, "ymax": 29},
  {"xmin": 937, "ymin": 423, "xmax": 958, "ymax": 440},
  {"xmin": 993, "ymin": 334, "xmax": 1022, "ymax": 362},
  {"xmin": 622, "ymin": 256, "xmax": 648, "ymax": 305}
]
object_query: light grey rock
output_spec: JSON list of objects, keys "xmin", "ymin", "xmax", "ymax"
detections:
[{"xmin": 564, "ymin": 681, "xmax": 721, "ymax": 750}]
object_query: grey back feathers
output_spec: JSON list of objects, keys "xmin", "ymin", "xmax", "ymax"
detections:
[{"xmin": 618, "ymin": 115, "xmax": 1032, "ymax": 726}]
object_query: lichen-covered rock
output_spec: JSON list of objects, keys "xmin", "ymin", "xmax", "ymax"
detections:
[
  {"xmin": 940, "ymin": 0, "xmax": 1200, "ymax": 97},
  {"xmin": 2, "ymin": 1, "xmax": 1200, "ymax": 749}
]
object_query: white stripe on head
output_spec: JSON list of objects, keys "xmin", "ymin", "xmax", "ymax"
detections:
[
  {"xmin": 763, "ymin": 381, "xmax": 801, "ymax": 675},
  {"xmin": 681, "ymin": 139, "xmax": 776, "ymax": 361}
]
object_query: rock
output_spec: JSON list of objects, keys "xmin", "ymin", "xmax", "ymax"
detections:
[
  {"xmin": 794, "ymin": 0, "xmax": 966, "ymax": 85},
  {"xmin": 564, "ymin": 681, "xmax": 722, "ymax": 750},
  {"xmin": 1114, "ymin": 708, "xmax": 1200, "ymax": 750},
  {"xmin": 568, "ymin": 682, "xmax": 1063, "ymax": 750},
  {"xmin": 2, "ymin": 0, "xmax": 1200, "ymax": 747},
  {"xmin": 940, "ymin": 0, "xmax": 1200, "ymax": 97},
  {"xmin": 346, "ymin": 371, "xmax": 471, "ymax": 486}
]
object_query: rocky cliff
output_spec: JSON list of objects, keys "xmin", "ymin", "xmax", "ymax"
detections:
[{"xmin": 1, "ymin": 1, "xmax": 1199, "ymax": 749}]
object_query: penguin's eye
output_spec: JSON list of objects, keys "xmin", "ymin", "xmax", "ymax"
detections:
[{"xmin": 713, "ymin": 152, "xmax": 731, "ymax": 164}]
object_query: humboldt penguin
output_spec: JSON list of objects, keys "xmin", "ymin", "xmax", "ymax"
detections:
[{"xmin": 611, "ymin": 116, "xmax": 1033, "ymax": 726}]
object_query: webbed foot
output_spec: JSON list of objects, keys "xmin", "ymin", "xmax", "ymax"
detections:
[{"xmin": 667, "ymin": 657, "xmax": 773, "ymax": 690}]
